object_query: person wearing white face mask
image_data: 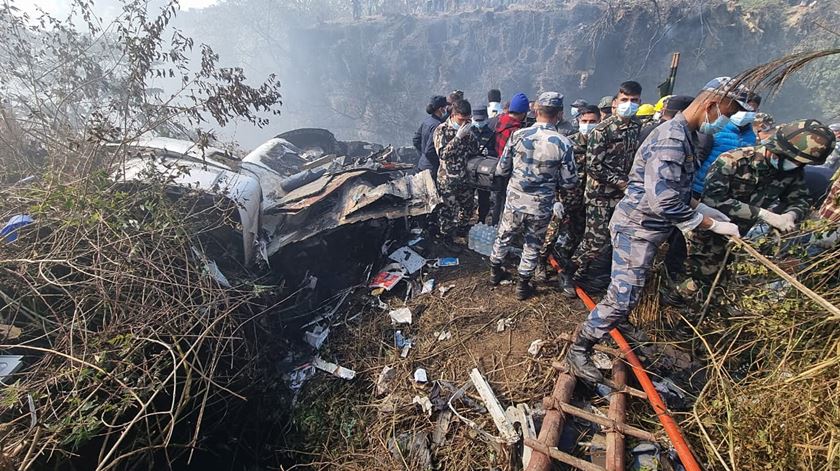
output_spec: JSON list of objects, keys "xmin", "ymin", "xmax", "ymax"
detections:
[
  {"xmin": 569, "ymin": 98, "xmax": 589, "ymax": 131},
  {"xmin": 570, "ymin": 80, "xmax": 644, "ymax": 295},
  {"xmin": 692, "ymin": 94, "xmax": 761, "ymax": 198},
  {"xmin": 677, "ymin": 119, "xmax": 836, "ymax": 305},
  {"xmin": 565, "ymin": 76, "xmax": 751, "ymax": 384},
  {"xmin": 536, "ymin": 105, "xmax": 602, "ymax": 292}
]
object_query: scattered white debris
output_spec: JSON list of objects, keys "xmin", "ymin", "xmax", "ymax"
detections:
[
  {"xmin": 389, "ymin": 246, "xmax": 426, "ymax": 274},
  {"xmin": 438, "ymin": 284, "xmax": 455, "ymax": 296},
  {"xmin": 413, "ymin": 368, "xmax": 428, "ymax": 383},
  {"xmin": 527, "ymin": 339, "xmax": 546, "ymax": 356},
  {"xmin": 412, "ymin": 395, "xmax": 433, "ymax": 417},
  {"xmin": 388, "ymin": 307, "xmax": 412, "ymax": 324},
  {"xmin": 376, "ymin": 366, "xmax": 397, "ymax": 396},
  {"xmin": 303, "ymin": 325, "xmax": 330, "ymax": 350},
  {"xmin": 421, "ymin": 278, "xmax": 436, "ymax": 294},
  {"xmin": 499, "ymin": 279, "xmax": 513, "ymax": 286},
  {"xmin": 436, "ymin": 330, "xmax": 452, "ymax": 341},
  {"xmin": 400, "ymin": 340, "xmax": 413, "ymax": 358},
  {"xmin": 469, "ymin": 368, "xmax": 519, "ymax": 444},
  {"xmin": 312, "ymin": 356, "xmax": 356, "ymax": 380},
  {"xmin": 496, "ymin": 318, "xmax": 514, "ymax": 332}
]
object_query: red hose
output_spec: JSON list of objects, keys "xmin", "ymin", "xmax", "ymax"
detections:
[{"xmin": 575, "ymin": 286, "xmax": 703, "ymax": 471}]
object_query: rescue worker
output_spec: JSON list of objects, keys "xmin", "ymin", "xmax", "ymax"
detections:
[
  {"xmin": 488, "ymin": 89, "xmax": 503, "ymax": 119},
  {"xmin": 552, "ymin": 94, "xmax": 577, "ymax": 136},
  {"xmin": 495, "ymin": 92, "xmax": 529, "ymax": 156},
  {"xmin": 537, "ymin": 105, "xmax": 602, "ymax": 295},
  {"xmin": 598, "ymin": 95, "xmax": 614, "ymax": 120},
  {"xmin": 753, "ymin": 112, "xmax": 775, "ymax": 142},
  {"xmin": 677, "ymin": 119, "xmax": 836, "ymax": 304},
  {"xmin": 693, "ymin": 94, "xmax": 760, "ymax": 197},
  {"xmin": 635, "ymin": 103, "xmax": 656, "ymax": 126},
  {"xmin": 569, "ymin": 98, "xmax": 589, "ymax": 130},
  {"xmin": 639, "ymin": 95, "xmax": 692, "ymax": 143},
  {"xmin": 572, "ymin": 81, "xmax": 644, "ymax": 294},
  {"xmin": 433, "ymin": 99, "xmax": 479, "ymax": 251},
  {"xmin": 490, "ymin": 92, "xmax": 578, "ymax": 300},
  {"xmin": 566, "ymin": 77, "xmax": 750, "ymax": 383},
  {"xmin": 825, "ymin": 123, "xmax": 840, "ymax": 172},
  {"xmin": 414, "ymin": 95, "xmax": 448, "ymax": 180},
  {"xmin": 471, "ymin": 107, "xmax": 502, "ymax": 224}
]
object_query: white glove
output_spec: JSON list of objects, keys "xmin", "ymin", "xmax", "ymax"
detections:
[
  {"xmin": 708, "ymin": 219, "xmax": 741, "ymax": 237},
  {"xmin": 455, "ymin": 123, "xmax": 471, "ymax": 140},
  {"xmin": 552, "ymin": 202, "xmax": 564, "ymax": 219},
  {"xmin": 695, "ymin": 202, "xmax": 730, "ymax": 222},
  {"xmin": 759, "ymin": 209, "xmax": 796, "ymax": 232}
]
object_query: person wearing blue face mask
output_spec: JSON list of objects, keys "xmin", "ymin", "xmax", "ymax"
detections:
[
  {"xmin": 692, "ymin": 93, "xmax": 761, "ymax": 199},
  {"xmin": 471, "ymin": 107, "xmax": 503, "ymax": 225},
  {"xmin": 570, "ymin": 80, "xmax": 643, "ymax": 295}
]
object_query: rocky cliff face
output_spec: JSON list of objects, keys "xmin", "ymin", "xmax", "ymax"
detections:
[{"xmin": 184, "ymin": 1, "xmax": 839, "ymax": 148}]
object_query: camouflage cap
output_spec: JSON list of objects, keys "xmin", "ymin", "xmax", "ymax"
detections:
[
  {"xmin": 754, "ymin": 112, "xmax": 775, "ymax": 130},
  {"xmin": 765, "ymin": 119, "xmax": 836, "ymax": 165},
  {"xmin": 702, "ymin": 76, "xmax": 753, "ymax": 111},
  {"xmin": 571, "ymin": 98, "xmax": 588, "ymax": 108},
  {"xmin": 598, "ymin": 95, "xmax": 614, "ymax": 109},
  {"xmin": 537, "ymin": 92, "xmax": 564, "ymax": 108}
]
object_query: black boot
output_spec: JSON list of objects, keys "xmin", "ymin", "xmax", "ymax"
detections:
[
  {"xmin": 566, "ymin": 332, "xmax": 604, "ymax": 384},
  {"xmin": 557, "ymin": 271, "xmax": 577, "ymax": 298},
  {"xmin": 490, "ymin": 262, "xmax": 507, "ymax": 286},
  {"xmin": 516, "ymin": 276, "xmax": 535, "ymax": 300}
]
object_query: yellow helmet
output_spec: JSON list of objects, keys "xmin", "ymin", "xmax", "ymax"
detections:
[
  {"xmin": 637, "ymin": 103, "xmax": 656, "ymax": 117},
  {"xmin": 654, "ymin": 95, "xmax": 672, "ymax": 112}
]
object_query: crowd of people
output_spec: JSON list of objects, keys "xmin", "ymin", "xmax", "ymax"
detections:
[{"xmin": 413, "ymin": 77, "xmax": 840, "ymax": 382}]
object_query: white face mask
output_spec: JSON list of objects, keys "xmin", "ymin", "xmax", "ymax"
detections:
[
  {"xmin": 472, "ymin": 119, "xmax": 488, "ymax": 128},
  {"xmin": 730, "ymin": 111, "xmax": 756, "ymax": 127},
  {"xmin": 616, "ymin": 101, "xmax": 639, "ymax": 118},
  {"xmin": 769, "ymin": 155, "xmax": 801, "ymax": 172},
  {"xmin": 579, "ymin": 122, "xmax": 598, "ymax": 135}
]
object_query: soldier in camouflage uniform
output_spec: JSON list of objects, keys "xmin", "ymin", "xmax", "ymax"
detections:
[
  {"xmin": 571, "ymin": 81, "xmax": 644, "ymax": 294},
  {"xmin": 677, "ymin": 119, "xmax": 836, "ymax": 303},
  {"xmin": 490, "ymin": 92, "xmax": 578, "ymax": 300},
  {"xmin": 566, "ymin": 77, "xmax": 751, "ymax": 384},
  {"xmin": 433, "ymin": 99, "xmax": 479, "ymax": 250},
  {"xmin": 537, "ymin": 105, "xmax": 602, "ymax": 295}
]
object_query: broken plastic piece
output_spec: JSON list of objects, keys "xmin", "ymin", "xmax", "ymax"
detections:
[
  {"xmin": 376, "ymin": 366, "xmax": 397, "ymax": 396},
  {"xmin": 436, "ymin": 330, "xmax": 452, "ymax": 341},
  {"xmin": 389, "ymin": 246, "xmax": 426, "ymax": 274},
  {"xmin": 413, "ymin": 395, "xmax": 433, "ymax": 417},
  {"xmin": 369, "ymin": 263, "xmax": 407, "ymax": 291},
  {"xmin": 303, "ymin": 326, "xmax": 330, "ymax": 350},
  {"xmin": 527, "ymin": 339, "xmax": 545, "ymax": 356},
  {"xmin": 421, "ymin": 278, "xmax": 435, "ymax": 294},
  {"xmin": 414, "ymin": 368, "xmax": 428, "ymax": 383},
  {"xmin": 312, "ymin": 356, "xmax": 356, "ymax": 380},
  {"xmin": 435, "ymin": 257, "xmax": 460, "ymax": 267},
  {"xmin": 0, "ymin": 355, "xmax": 24, "ymax": 383},
  {"xmin": 469, "ymin": 368, "xmax": 519, "ymax": 444},
  {"xmin": 1, "ymin": 214, "xmax": 34, "ymax": 243},
  {"xmin": 438, "ymin": 284, "xmax": 454, "ymax": 295},
  {"xmin": 496, "ymin": 318, "xmax": 513, "ymax": 332},
  {"xmin": 388, "ymin": 307, "xmax": 412, "ymax": 324}
]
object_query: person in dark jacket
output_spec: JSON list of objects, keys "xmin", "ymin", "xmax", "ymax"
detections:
[
  {"xmin": 414, "ymin": 95, "xmax": 448, "ymax": 180},
  {"xmin": 470, "ymin": 107, "xmax": 502, "ymax": 224},
  {"xmin": 692, "ymin": 94, "xmax": 760, "ymax": 197}
]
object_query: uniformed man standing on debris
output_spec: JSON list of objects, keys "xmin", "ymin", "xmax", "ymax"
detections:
[
  {"xmin": 537, "ymin": 105, "xmax": 602, "ymax": 295},
  {"xmin": 489, "ymin": 92, "xmax": 578, "ymax": 300},
  {"xmin": 677, "ymin": 119, "xmax": 836, "ymax": 304},
  {"xmin": 434, "ymin": 99, "xmax": 480, "ymax": 251},
  {"xmin": 571, "ymin": 81, "xmax": 644, "ymax": 294},
  {"xmin": 567, "ymin": 77, "xmax": 749, "ymax": 383}
]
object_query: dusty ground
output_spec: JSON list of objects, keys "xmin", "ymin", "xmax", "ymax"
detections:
[{"xmin": 283, "ymin": 242, "xmax": 595, "ymax": 470}]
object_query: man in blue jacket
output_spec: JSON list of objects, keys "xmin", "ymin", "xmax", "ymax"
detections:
[
  {"xmin": 692, "ymin": 94, "xmax": 761, "ymax": 197},
  {"xmin": 414, "ymin": 95, "xmax": 448, "ymax": 181}
]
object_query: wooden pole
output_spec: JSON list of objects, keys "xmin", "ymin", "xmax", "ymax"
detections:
[
  {"xmin": 524, "ymin": 370, "xmax": 576, "ymax": 471},
  {"xmin": 606, "ymin": 360, "xmax": 628, "ymax": 471},
  {"xmin": 524, "ymin": 438, "xmax": 606, "ymax": 471}
]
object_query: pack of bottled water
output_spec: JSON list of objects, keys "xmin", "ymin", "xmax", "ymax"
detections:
[{"xmin": 468, "ymin": 223, "xmax": 498, "ymax": 256}]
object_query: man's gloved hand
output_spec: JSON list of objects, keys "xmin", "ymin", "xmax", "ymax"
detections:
[
  {"xmin": 455, "ymin": 123, "xmax": 471, "ymax": 140},
  {"xmin": 708, "ymin": 219, "xmax": 741, "ymax": 237},
  {"xmin": 759, "ymin": 208, "xmax": 796, "ymax": 232},
  {"xmin": 553, "ymin": 202, "xmax": 564, "ymax": 218},
  {"xmin": 696, "ymin": 202, "xmax": 730, "ymax": 222}
]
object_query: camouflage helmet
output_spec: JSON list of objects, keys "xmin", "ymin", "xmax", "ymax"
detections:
[
  {"xmin": 754, "ymin": 112, "xmax": 774, "ymax": 131},
  {"xmin": 765, "ymin": 119, "xmax": 836, "ymax": 165}
]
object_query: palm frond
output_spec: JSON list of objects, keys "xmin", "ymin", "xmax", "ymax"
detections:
[{"xmin": 733, "ymin": 48, "xmax": 840, "ymax": 95}]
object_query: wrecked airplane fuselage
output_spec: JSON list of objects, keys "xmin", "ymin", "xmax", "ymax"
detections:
[{"xmin": 113, "ymin": 131, "xmax": 439, "ymax": 267}]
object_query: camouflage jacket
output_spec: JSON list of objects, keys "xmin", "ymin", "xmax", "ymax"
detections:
[
  {"xmin": 496, "ymin": 122, "xmax": 577, "ymax": 216},
  {"xmin": 557, "ymin": 131, "xmax": 588, "ymax": 209},
  {"xmin": 585, "ymin": 114, "xmax": 642, "ymax": 205},
  {"xmin": 433, "ymin": 119, "xmax": 480, "ymax": 191},
  {"xmin": 702, "ymin": 145, "xmax": 810, "ymax": 230},
  {"xmin": 611, "ymin": 113, "xmax": 700, "ymax": 239}
]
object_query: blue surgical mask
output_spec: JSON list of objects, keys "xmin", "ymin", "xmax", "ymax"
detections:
[
  {"xmin": 570, "ymin": 107, "xmax": 580, "ymax": 118},
  {"xmin": 699, "ymin": 105, "xmax": 730, "ymax": 135},
  {"xmin": 579, "ymin": 122, "xmax": 597, "ymax": 135},
  {"xmin": 769, "ymin": 155, "xmax": 801, "ymax": 172},
  {"xmin": 450, "ymin": 120, "xmax": 460, "ymax": 130},
  {"xmin": 616, "ymin": 101, "xmax": 639, "ymax": 118},
  {"xmin": 730, "ymin": 111, "xmax": 756, "ymax": 127},
  {"xmin": 472, "ymin": 119, "xmax": 487, "ymax": 128}
]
